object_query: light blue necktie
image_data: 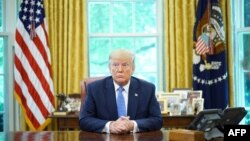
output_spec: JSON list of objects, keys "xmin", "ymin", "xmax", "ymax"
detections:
[{"xmin": 117, "ymin": 87, "xmax": 126, "ymax": 117}]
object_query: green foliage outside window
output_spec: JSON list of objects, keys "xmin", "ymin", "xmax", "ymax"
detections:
[
  {"xmin": 89, "ymin": 1, "xmax": 156, "ymax": 33},
  {"xmin": 88, "ymin": 0, "xmax": 159, "ymax": 87},
  {"xmin": 244, "ymin": 0, "xmax": 250, "ymax": 27},
  {"xmin": 242, "ymin": 35, "xmax": 250, "ymax": 108},
  {"xmin": 0, "ymin": 37, "xmax": 4, "ymax": 131},
  {"xmin": 0, "ymin": 38, "xmax": 4, "ymax": 112}
]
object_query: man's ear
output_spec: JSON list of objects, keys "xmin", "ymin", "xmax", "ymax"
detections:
[
  {"xmin": 108, "ymin": 65, "xmax": 112, "ymax": 73},
  {"xmin": 132, "ymin": 65, "xmax": 135, "ymax": 73}
]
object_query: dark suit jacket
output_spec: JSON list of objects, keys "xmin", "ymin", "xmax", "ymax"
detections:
[{"xmin": 79, "ymin": 76, "xmax": 163, "ymax": 132}]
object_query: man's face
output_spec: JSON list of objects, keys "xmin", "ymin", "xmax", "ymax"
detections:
[{"xmin": 109, "ymin": 57, "xmax": 135, "ymax": 86}]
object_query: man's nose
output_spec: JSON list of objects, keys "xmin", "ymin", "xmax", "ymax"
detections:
[{"xmin": 117, "ymin": 65, "xmax": 124, "ymax": 71}]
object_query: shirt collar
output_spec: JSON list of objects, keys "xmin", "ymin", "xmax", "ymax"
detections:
[{"xmin": 113, "ymin": 80, "xmax": 130, "ymax": 93}]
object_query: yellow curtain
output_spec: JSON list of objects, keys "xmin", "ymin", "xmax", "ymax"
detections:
[
  {"xmin": 44, "ymin": 0, "xmax": 87, "ymax": 130},
  {"xmin": 163, "ymin": 0, "xmax": 234, "ymax": 106},
  {"xmin": 164, "ymin": 0, "xmax": 197, "ymax": 91},
  {"xmin": 221, "ymin": 0, "xmax": 234, "ymax": 107},
  {"xmin": 45, "ymin": 0, "xmax": 88, "ymax": 95}
]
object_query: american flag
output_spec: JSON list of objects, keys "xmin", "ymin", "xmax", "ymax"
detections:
[
  {"xmin": 195, "ymin": 33, "xmax": 210, "ymax": 55},
  {"xmin": 14, "ymin": 0, "xmax": 55, "ymax": 130}
]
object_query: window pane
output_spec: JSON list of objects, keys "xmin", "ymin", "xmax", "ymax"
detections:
[
  {"xmin": 113, "ymin": 2, "xmax": 132, "ymax": 33},
  {"xmin": 243, "ymin": 34, "xmax": 250, "ymax": 59},
  {"xmin": 112, "ymin": 38, "xmax": 133, "ymax": 50},
  {"xmin": 88, "ymin": 0, "xmax": 160, "ymax": 89},
  {"xmin": 88, "ymin": 1, "xmax": 157, "ymax": 33},
  {"xmin": 89, "ymin": 37, "xmax": 157, "ymax": 86},
  {"xmin": 0, "ymin": 0, "xmax": 2, "ymax": 31},
  {"xmin": 134, "ymin": 38, "xmax": 156, "ymax": 72},
  {"xmin": 89, "ymin": 2, "xmax": 110, "ymax": 33},
  {"xmin": 244, "ymin": 73, "xmax": 250, "ymax": 106},
  {"xmin": 134, "ymin": 72, "xmax": 157, "ymax": 86},
  {"xmin": 0, "ymin": 75, "xmax": 3, "ymax": 111},
  {"xmin": 244, "ymin": 0, "xmax": 250, "ymax": 27},
  {"xmin": 245, "ymin": 110, "xmax": 250, "ymax": 124},
  {"xmin": 0, "ymin": 38, "xmax": 3, "ymax": 74},
  {"xmin": 243, "ymin": 34, "xmax": 250, "ymax": 107},
  {"xmin": 233, "ymin": 0, "xmax": 250, "ymax": 125},
  {"xmin": 135, "ymin": 1, "xmax": 157, "ymax": 33},
  {"xmin": 0, "ymin": 36, "xmax": 3, "ymax": 131},
  {"xmin": 242, "ymin": 34, "xmax": 250, "ymax": 70},
  {"xmin": 0, "ymin": 132, "xmax": 6, "ymax": 140},
  {"xmin": 0, "ymin": 75, "xmax": 3, "ymax": 131},
  {"xmin": 89, "ymin": 38, "xmax": 111, "ymax": 74}
]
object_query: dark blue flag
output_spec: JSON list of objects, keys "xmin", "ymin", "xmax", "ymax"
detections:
[{"xmin": 192, "ymin": 0, "xmax": 228, "ymax": 109}]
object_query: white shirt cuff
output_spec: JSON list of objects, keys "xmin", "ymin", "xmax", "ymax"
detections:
[
  {"xmin": 102, "ymin": 120, "xmax": 139, "ymax": 133},
  {"xmin": 132, "ymin": 120, "xmax": 139, "ymax": 132},
  {"xmin": 102, "ymin": 121, "xmax": 112, "ymax": 133}
]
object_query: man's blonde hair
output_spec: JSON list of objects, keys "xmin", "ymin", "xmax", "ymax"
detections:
[{"xmin": 109, "ymin": 49, "xmax": 135, "ymax": 65}]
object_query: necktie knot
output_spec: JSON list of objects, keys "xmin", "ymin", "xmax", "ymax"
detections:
[{"xmin": 118, "ymin": 87, "xmax": 124, "ymax": 93}]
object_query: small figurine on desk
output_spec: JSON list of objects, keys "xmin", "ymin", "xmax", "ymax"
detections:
[{"xmin": 56, "ymin": 93, "xmax": 68, "ymax": 112}]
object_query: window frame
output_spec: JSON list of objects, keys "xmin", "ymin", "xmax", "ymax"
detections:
[
  {"xmin": 87, "ymin": 0, "xmax": 165, "ymax": 91},
  {"xmin": 0, "ymin": 0, "xmax": 18, "ymax": 131},
  {"xmin": 0, "ymin": 33, "xmax": 10, "ymax": 131},
  {"xmin": 232, "ymin": 0, "xmax": 250, "ymax": 123}
]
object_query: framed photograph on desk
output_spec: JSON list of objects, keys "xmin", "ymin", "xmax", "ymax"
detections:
[
  {"xmin": 187, "ymin": 90, "xmax": 202, "ymax": 104},
  {"xmin": 159, "ymin": 93, "xmax": 181, "ymax": 113},
  {"xmin": 172, "ymin": 88, "xmax": 192, "ymax": 99},
  {"xmin": 157, "ymin": 98, "xmax": 168, "ymax": 114},
  {"xmin": 192, "ymin": 98, "xmax": 204, "ymax": 114}
]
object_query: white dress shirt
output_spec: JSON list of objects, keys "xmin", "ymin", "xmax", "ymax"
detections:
[{"xmin": 103, "ymin": 80, "xmax": 139, "ymax": 133}]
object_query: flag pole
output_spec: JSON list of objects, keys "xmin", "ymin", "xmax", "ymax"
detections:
[
  {"xmin": 208, "ymin": 0, "xmax": 214, "ymax": 54},
  {"xmin": 205, "ymin": 0, "xmax": 212, "ymax": 70}
]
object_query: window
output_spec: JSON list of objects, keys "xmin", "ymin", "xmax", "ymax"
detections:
[
  {"xmin": 232, "ymin": 0, "xmax": 250, "ymax": 124},
  {"xmin": 87, "ymin": 0, "xmax": 163, "ymax": 89},
  {"xmin": 0, "ymin": 0, "xmax": 4, "ymax": 132},
  {"xmin": 0, "ymin": 36, "xmax": 5, "ymax": 132},
  {"xmin": 0, "ymin": 0, "xmax": 17, "ymax": 132}
]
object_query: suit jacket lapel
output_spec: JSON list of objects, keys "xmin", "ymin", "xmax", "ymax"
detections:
[
  {"xmin": 105, "ymin": 77, "xmax": 118, "ymax": 119},
  {"xmin": 127, "ymin": 78, "xmax": 139, "ymax": 119}
]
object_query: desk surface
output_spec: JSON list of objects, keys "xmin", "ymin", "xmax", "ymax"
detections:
[{"xmin": 1, "ymin": 130, "xmax": 168, "ymax": 141}]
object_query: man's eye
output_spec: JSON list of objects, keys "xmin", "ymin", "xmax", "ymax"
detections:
[{"xmin": 122, "ymin": 63, "xmax": 129, "ymax": 67}]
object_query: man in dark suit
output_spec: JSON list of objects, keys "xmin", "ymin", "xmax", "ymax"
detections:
[{"xmin": 79, "ymin": 49, "xmax": 162, "ymax": 134}]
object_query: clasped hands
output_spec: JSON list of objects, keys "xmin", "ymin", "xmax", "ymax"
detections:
[{"xmin": 110, "ymin": 116, "xmax": 134, "ymax": 134}]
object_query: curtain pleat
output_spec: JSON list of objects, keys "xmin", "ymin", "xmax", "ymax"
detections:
[
  {"xmin": 164, "ymin": 0, "xmax": 197, "ymax": 91},
  {"xmin": 221, "ymin": 0, "xmax": 234, "ymax": 106},
  {"xmin": 45, "ymin": 0, "xmax": 87, "ymax": 95}
]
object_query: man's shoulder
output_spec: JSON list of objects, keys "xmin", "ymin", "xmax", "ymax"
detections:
[
  {"xmin": 131, "ymin": 76, "xmax": 155, "ymax": 87},
  {"xmin": 88, "ymin": 76, "xmax": 112, "ymax": 87}
]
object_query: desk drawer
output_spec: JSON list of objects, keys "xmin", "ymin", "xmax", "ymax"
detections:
[{"xmin": 57, "ymin": 118, "xmax": 79, "ymax": 130}]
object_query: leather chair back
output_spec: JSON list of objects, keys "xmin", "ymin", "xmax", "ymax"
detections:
[{"xmin": 80, "ymin": 76, "xmax": 105, "ymax": 111}]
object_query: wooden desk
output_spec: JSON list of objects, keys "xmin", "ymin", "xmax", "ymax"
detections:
[
  {"xmin": 162, "ymin": 114, "xmax": 196, "ymax": 129},
  {"xmin": 5, "ymin": 130, "xmax": 167, "ymax": 141},
  {"xmin": 49, "ymin": 113, "xmax": 196, "ymax": 130},
  {"xmin": 3, "ymin": 129, "xmax": 208, "ymax": 141},
  {"xmin": 48, "ymin": 113, "xmax": 80, "ymax": 130},
  {"xmin": 6, "ymin": 130, "xmax": 168, "ymax": 141}
]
